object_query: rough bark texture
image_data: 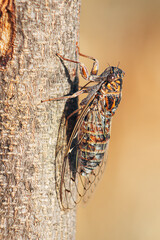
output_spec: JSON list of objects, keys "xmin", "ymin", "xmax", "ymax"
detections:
[{"xmin": 0, "ymin": 0, "xmax": 80, "ymax": 239}]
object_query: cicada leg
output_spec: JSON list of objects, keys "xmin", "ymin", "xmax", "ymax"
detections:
[
  {"xmin": 66, "ymin": 107, "xmax": 83, "ymax": 121},
  {"xmin": 76, "ymin": 43, "xmax": 99, "ymax": 76},
  {"xmin": 64, "ymin": 107, "xmax": 84, "ymax": 129},
  {"xmin": 41, "ymin": 88, "xmax": 88, "ymax": 103},
  {"xmin": 41, "ymin": 48, "xmax": 99, "ymax": 103},
  {"xmin": 56, "ymin": 53, "xmax": 90, "ymax": 81},
  {"xmin": 56, "ymin": 45, "xmax": 99, "ymax": 81}
]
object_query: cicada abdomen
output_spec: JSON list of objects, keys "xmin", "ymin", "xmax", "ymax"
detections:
[
  {"xmin": 78, "ymin": 69, "xmax": 122, "ymax": 177},
  {"xmin": 41, "ymin": 49, "xmax": 125, "ymax": 210}
]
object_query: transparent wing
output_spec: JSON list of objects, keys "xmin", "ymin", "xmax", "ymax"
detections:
[
  {"xmin": 55, "ymin": 93, "xmax": 112, "ymax": 210},
  {"xmin": 55, "ymin": 94, "xmax": 95, "ymax": 210}
]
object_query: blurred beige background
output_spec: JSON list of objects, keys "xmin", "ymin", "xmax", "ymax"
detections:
[{"xmin": 77, "ymin": 0, "xmax": 160, "ymax": 239}]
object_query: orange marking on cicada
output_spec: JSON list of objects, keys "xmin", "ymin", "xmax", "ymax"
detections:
[
  {"xmin": 82, "ymin": 129, "xmax": 103, "ymax": 136},
  {"xmin": 79, "ymin": 147, "xmax": 106, "ymax": 154},
  {"xmin": 110, "ymin": 81, "xmax": 117, "ymax": 88},
  {"xmin": 106, "ymin": 83, "xmax": 113, "ymax": 91},
  {"xmin": 111, "ymin": 99, "xmax": 115, "ymax": 109},
  {"xmin": 90, "ymin": 135, "xmax": 97, "ymax": 143},
  {"xmin": 87, "ymin": 140, "xmax": 107, "ymax": 145}
]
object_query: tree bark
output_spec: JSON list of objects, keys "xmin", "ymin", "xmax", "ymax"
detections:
[{"xmin": 0, "ymin": 0, "xmax": 80, "ymax": 239}]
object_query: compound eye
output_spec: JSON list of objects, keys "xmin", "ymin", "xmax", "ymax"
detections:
[{"xmin": 107, "ymin": 73, "xmax": 115, "ymax": 82}]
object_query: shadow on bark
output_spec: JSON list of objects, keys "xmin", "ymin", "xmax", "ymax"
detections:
[{"xmin": 54, "ymin": 58, "xmax": 78, "ymax": 209}]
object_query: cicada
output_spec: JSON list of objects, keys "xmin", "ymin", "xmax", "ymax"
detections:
[{"xmin": 42, "ymin": 47, "xmax": 125, "ymax": 210}]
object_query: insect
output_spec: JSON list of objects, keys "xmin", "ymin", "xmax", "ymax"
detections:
[
  {"xmin": 0, "ymin": 0, "xmax": 16, "ymax": 69},
  {"xmin": 42, "ymin": 47, "xmax": 125, "ymax": 210}
]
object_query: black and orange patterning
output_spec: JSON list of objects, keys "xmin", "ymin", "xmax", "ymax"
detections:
[{"xmin": 42, "ymin": 48, "xmax": 125, "ymax": 210}]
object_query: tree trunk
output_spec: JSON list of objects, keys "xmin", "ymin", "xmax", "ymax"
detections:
[{"xmin": 0, "ymin": 0, "xmax": 80, "ymax": 239}]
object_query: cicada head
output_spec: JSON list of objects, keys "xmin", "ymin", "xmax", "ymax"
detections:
[
  {"xmin": 100, "ymin": 66, "xmax": 124, "ymax": 82},
  {"xmin": 105, "ymin": 66, "xmax": 125, "ymax": 83}
]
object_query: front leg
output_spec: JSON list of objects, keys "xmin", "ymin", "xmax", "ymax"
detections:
[
  {"xmin": 76, "ymin": 44, "xmax": 99, "ymax": 76},
  {"xmin": 56, "ymin": 44, "xmax": 99, "ymax": 81},
  {"xmin": 56, "ymin": 53, "xmax": 90, "ymax": 81}
]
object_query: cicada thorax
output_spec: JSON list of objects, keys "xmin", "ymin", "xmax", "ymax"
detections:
[{"xmin": 101, "ymin": 78, "xmax": 122, "ymax": 114}]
